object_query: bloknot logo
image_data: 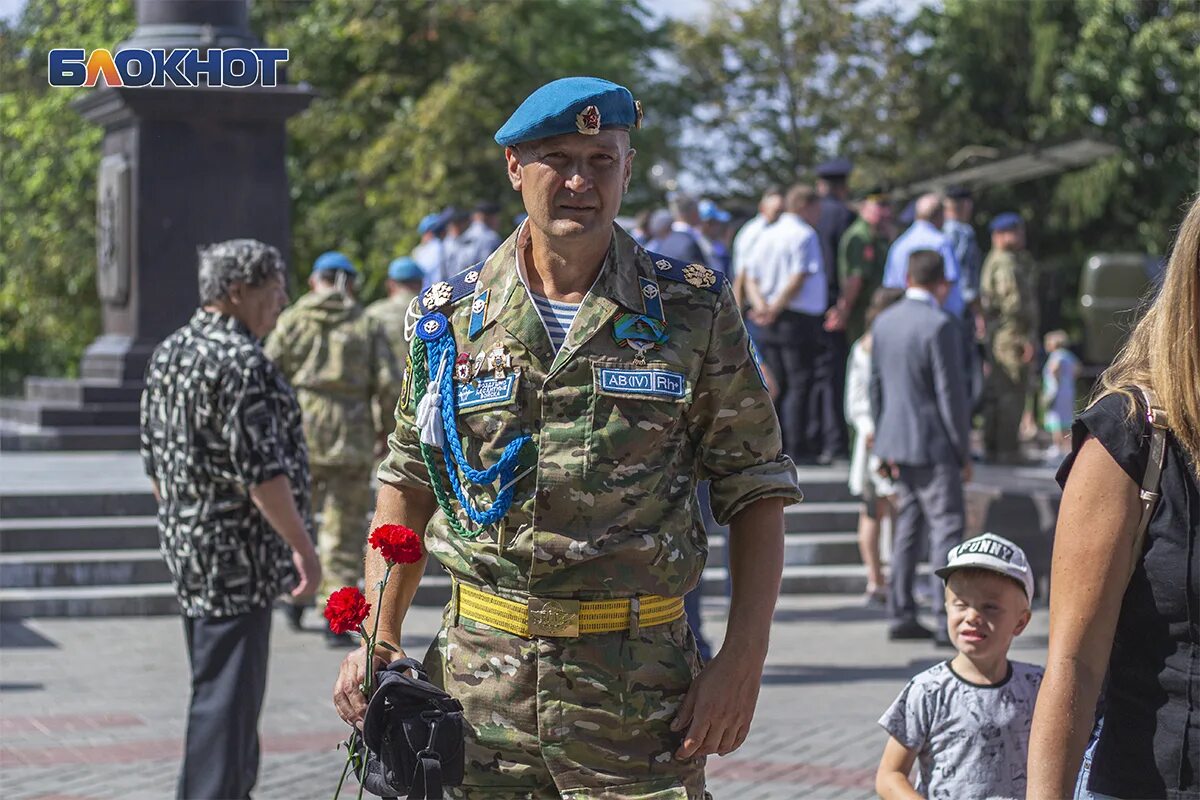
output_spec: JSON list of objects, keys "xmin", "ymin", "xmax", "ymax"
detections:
[{"xmin": 47, "ymin": 48, "xmax": 289, "ymax": 88}]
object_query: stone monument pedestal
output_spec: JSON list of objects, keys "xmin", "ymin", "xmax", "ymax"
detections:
[{"xmin": 0, "ymin": 0, "xmax": 311, "ymax": 451}]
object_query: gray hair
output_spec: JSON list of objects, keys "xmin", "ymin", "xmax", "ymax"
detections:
[
  {"xmin": 197, "ymin": 239, "xmax": 286, "ymax": 305},
  {"xmin": 668, "ymin": 193, "xmax": 698, "ymax": 220}
]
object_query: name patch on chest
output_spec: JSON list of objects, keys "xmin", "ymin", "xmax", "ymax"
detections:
[
  {"xmin": 597, "ymin": 368, "xmax": 687, "ymax": 401},
  {"xmin": 457, "ymin": 374, "xmax": 518, "ymax": 412}
]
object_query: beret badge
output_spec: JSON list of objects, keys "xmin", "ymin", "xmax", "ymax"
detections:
[
  {"xmin": 634, "ymin": 100, "xmax": 644, "ymax": 129},
  {"xmin": 575, "ymin": 105, "xmax": 601, "ymax": 135}
]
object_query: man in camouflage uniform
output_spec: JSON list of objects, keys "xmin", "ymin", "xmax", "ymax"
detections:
[
  {"xmin": 980, "ymin": 213, "xmax": 1039, "ymax": 464},
  {"xmin": 333, "ymin": 77, "xmax": 803, "ymax": 798},
  {"xmin": 265, "ymin": 251, "xmax": 400, "ymax": 644},
  {"xmin": 366, "ymin": 257, "xmax": 423, "ymax": 444}
]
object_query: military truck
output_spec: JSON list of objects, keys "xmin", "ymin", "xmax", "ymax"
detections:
[{"xmin": 1076, "ymin": 252, "xmax": 1162, "ymax": 395}]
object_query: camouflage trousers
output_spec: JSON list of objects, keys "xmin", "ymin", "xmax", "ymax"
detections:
[
  {"xmin": 422, "ymin": 608, "xmax": 711, "ymax": 799},
  {"xmin": 983, "ymin": 345, "xmax": 1030, "ymax": 463},
  {"xmin": 310, "ymin": 463, "xmax": 373, "ymax": 606}
]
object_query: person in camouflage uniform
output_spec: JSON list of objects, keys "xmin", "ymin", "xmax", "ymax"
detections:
[
  {"xmin": 333, "ymin": 77, "xmax": 803, "ymax": 798},
  {"xmin": 980, "ymin": 213, "xmax": 1039, "ymax": 464},
  {"xmin": 265, "ymin": 251, "xmax": 400, "ymax": 643},
  {"xmin": 366, "ymin": 256, "xmax": 423, "ymax": 436}
]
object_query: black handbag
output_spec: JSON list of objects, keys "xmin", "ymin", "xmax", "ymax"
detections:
[{"xmin": 353, "ymin": 657, "xmax": 465, "ymax": 800}]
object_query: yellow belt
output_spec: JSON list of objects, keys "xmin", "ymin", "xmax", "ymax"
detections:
[{"xmin": 455, "ymin": 582, "xmax": 684, "ymax": 638}]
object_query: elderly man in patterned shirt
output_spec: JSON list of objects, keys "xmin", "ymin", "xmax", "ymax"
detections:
[{"xmin": 139, "ymin": 239, "xmax": 321, "ymax": 800}]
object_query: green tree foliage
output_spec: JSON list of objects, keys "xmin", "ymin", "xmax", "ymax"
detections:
[
  {"xmin": 904, "ymin": 0, "xmax": 1198, "ymax": 255},
  {"xmin": 0, "ymin": 0, "xmax": 134, "ymax": 392},
  {"xmin": 252, "ymin": 0, "xmax": 675, "ymax": 298},
  {"xmin": 670, "ymin": 0, "xmax": 912, "ymax": 197}
]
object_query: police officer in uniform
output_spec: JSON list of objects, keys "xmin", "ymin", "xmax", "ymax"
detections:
[
  {"xmin": 980, "ymin": 213, "xmax": 1039, "ymax": 464},
  {"xmin": 812, "ymin": 158, "xmax": 856, "ymax": 462},
  {"xmin": 333, "ymin": 77, "xmax": 803, "ymax": 799},
  {"xmin": 265, "ymin": 252, "xmax": 400, "ymax": 643}
]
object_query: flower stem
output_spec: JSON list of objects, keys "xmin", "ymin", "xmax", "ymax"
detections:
[{"xmin": 332, "ymin": 731, "xmax": 354, "ymax": 799}]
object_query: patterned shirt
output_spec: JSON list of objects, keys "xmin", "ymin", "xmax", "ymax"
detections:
[
  {"xmin": 140, "ymin": 309, "xmax": 312, "ymax": 618},
  {"xmin": 879, "ymin": 660, "xmax": 1044, "ymax": 800}
]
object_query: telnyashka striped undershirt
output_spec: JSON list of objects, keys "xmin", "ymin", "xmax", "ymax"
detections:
[{"xmin": 530, "ymin": 292, "xmax": 581, "ymax": 352}]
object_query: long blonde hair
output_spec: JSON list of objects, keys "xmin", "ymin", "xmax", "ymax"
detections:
[{"xmin": 1094, "ymin": 194, "xmax": 1200, "ymax": 477}]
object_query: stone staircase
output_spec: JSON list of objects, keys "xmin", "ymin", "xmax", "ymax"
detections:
[
  {"xmin": 0, "ymin": 457, "xmax": 879, "ymax": 618},
  {"xmin": 0, "ymin": 377, "xmax": 143, "ymax": 452},
  {"xmin": 704, "ymin": 469, "xmax": 872, "ymax": 596}
]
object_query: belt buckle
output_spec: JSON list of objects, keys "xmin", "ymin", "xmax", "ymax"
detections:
[{"xmin": 527, "ymin": 598, "xmax": 580, "ymax": 637}]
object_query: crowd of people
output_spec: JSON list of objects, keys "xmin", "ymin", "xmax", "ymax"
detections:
[{"xmin": 134, "ymin": 74, "xmax": 1199, "ymax": 800}]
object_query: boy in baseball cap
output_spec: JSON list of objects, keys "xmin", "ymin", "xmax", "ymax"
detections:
[{"xmin": 876, "ymin": 533, "xmax": 1045, "ymax": 799}]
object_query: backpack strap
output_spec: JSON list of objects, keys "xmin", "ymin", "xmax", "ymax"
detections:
[{"xmin": 1130, "ymin": 386, "xmax": 1169, "ymax": 582}]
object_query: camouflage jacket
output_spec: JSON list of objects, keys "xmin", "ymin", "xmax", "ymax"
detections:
[
  {"xmin": 378, "ymin": 224, "xmax": 802, "ymax": 600},
  {"xmin": 981, "ymin": 249, "xmax": 1039, "ymax": 344},
  {"xmin": 266, "ymin": 290, "xmax": 400, "ymax": 467},
  {"xmin": 365, "ymin": 290, "xmax": 417, "ymax": 358}
]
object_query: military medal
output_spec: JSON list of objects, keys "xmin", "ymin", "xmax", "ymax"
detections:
[
  {"xmin": 487, "ymin": 345, "xmax": 512, "ymax": 380},
  {"xmin": 454, "ymin": 352, "xmax": 472, "ymax": 383}
]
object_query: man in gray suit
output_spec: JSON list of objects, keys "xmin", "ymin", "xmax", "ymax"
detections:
[{"xmin": 869, "ymin": 250, "xmax": 971, "ymax": 644}]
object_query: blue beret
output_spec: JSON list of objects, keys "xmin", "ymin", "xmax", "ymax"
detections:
[
  {"xmin": 989, "ymin": 212, "xmax": 1023, "ymax": 232},
  {"xmin": 495, "ymin": 77, "xmax": 640, "ymax": 147},
  {"xmin": 417, "ymin": 213, "xmax": 443, "ymax": 236},
  {"xmin": 387, "ymin": 256, "xmax": 422, "ymax": 282},
  {"xmin": 815, "ymin": 157, "xmax": 853, "ymax": 178},
  {"xmin": 698, "ymin": 199, "xmax": 730, "ymax": 223},
  {"xmin": 312, "ymin": 251, "xmax": 357, "ymax": 276}
]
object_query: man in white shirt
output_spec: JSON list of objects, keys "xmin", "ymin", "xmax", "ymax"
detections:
[
  {"xmin": 745, "ymin": 183, "xmax": 826, "ymax": 461},
  {"xmin": 731, "ymin": 186, "xmax": 784, "ymax": 310}
]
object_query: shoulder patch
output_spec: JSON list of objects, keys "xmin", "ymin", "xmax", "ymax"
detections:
[
  {"xmin": 644, "ymin": 251, "xmax": 725, "ymax": 294},
  {"xmin": 418, "ymin": 261, "xmax": 486, "ymax": 313}
]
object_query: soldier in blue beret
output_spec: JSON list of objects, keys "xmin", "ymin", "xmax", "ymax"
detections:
[
  {"xmin": 334, "ymin": 76, "xmax": 802, "ymax": 799},
  {"xmin": 413, "ymin": 213, "xmax": 449, "ymax": 291},
  {"xmin": 312, "ymin": 250, "xmax": 357, "ymax": 277},
  {"xmin": 980, "ymin": 211, "xmax": 1038, "ymax": 464}
]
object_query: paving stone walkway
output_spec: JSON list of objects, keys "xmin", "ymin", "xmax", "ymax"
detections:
[{"xmin": 0, "ymin": 594, "xmax": 1049, "ymax": 799}]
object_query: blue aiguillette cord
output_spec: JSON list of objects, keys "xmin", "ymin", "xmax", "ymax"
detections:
[{"xmin": 424, "ymin": 332, "xmax": 531, "ymax": 527}]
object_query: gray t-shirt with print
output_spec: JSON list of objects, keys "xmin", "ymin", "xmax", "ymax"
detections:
[{"xmin": 878, "ymin": 660, "xmax": 1044, "ymax": 800}]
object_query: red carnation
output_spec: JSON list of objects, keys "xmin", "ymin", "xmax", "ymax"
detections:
[
  {"xmin": 369, "ymin": 524, "xmax": 423, "ymax": 566},
  {"xmin": 324, "ymin": 587, "xmax": 370, "ymax": 635}
]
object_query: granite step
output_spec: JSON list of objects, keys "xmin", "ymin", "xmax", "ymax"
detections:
[{"xmin": 0, "ymin": 516, "xmax": 160, "ymax": 553}]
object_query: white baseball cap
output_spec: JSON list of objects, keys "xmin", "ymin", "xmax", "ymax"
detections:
[{"xmin": 935, "ymin": 532, "xmax": 1035, "ymax": 600}]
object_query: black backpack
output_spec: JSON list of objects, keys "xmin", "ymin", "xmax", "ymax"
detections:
[{"xmin": 354, "ymin": 658, "xmax": 465, "ymax": 799}]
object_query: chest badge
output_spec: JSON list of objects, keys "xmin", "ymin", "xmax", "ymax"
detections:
[
  {"xmin": 487, "ymin": 344, "xmax": 512, "ymax": 380},
  {"xmin": 454, "ymin": 352, "xmax": 473, "ymax": 383},
  {"xmin": 613, "ymin": 313, "xmax": 669, "ymax": 365}
]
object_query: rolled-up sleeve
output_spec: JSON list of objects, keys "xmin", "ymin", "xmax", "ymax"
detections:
[
  {"xmin": 690, "ymin": 283, "xmax": 804, "ymax": 524},
  {"xmin": 222, "ymin": 359, "xmax": 290, "ymax": 489}
]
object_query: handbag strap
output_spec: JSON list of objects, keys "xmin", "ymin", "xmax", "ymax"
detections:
[{"xmin": 1130, "ymin": 386, "xmax": 1169, "ymax": 582}]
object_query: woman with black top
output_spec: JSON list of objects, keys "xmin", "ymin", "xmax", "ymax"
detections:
[{"xmin": 1028, "ymin": 195, "xmax": 1200, "ymax": 800}]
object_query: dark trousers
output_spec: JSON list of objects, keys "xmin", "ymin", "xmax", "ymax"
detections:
[
  {"xmin": 758, "ymin": 311, "xmax": 822, "ymax": 460},
  {"xmin": 810, "ymin": 327, "xmax": 849, "ymax": 457},
  {"xmin": 178, "ymin": 604, "xmax": 272, "ymax": 800},
  {"xmin": 888, "ymin": 463, "xmax": 965, "ymax": 630}
]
